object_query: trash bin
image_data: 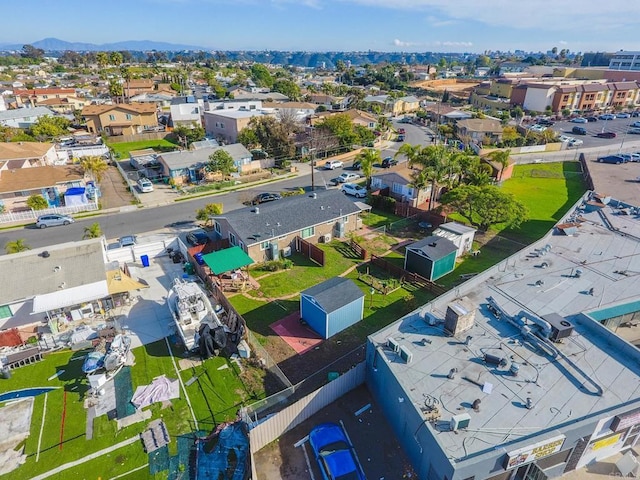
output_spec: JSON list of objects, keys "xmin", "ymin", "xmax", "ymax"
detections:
[
  {"xmin": 184, "ymin": 262, "xmax": 195, "ymax": 275},
  {"xmin": 194, "ymin": 253, "xmax": 205, "ymax": 266},
  {"xmin": 141, "ymin": 254, "xmax": 150, "ymax": 267}
]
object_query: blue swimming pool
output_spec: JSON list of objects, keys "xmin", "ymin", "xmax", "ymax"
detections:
[{"xmin": 0, "ymin": 387, "xmax": 59, "ymax": 402}]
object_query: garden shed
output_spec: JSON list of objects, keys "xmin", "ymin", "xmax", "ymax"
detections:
[
  {"xmin": 432, "ymin": 222, "xmax": 476, "ymax": 258},
  {"xmin": 404, "ymin": 236, "xmax": 458, "ymax": 281},
  {"xmin": 300, "ymin": 277, "xmax": 365, "ymax": 339}
]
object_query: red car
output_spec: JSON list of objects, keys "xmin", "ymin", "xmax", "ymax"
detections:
[
  {"xmin": 596, "ymin": 132, "xmax": 617, "ymax": 139},
  {"xmin": 397, "ymin": 128, "xmax": 406, "ymax": 134}
]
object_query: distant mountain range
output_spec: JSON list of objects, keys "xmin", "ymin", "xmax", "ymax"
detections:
[{"xmin": 0, "ymin": 37, "xmax": 207, "ymax": 52}]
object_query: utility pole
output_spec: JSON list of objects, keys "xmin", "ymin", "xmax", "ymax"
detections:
[{"xmin": 309, "ymin": 130, "xmax": 316, "ymax": 191}]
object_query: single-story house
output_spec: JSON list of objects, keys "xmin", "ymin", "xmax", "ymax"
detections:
[
  {"xmin": 211, "ymin": 189, "xmax": 362, "ymax": 263},
  {"xmin": 456, "ymin": 118, "xmax": 504, "ymax": 144},
  {"xmin": 157, "ymin": 144, "xmax": 253, "ymax": 184},
  {"xmin": 404, "ymin": 236, "xmax": 458, "ymax": 281},
  {"xmin": 371, "ymin": 166, "xmax": 430, "ymax": 207},
  {"xmin": 0, "ymin": 238, "xmax": 109, "ymax": 339},
  {"xmin": 262, "ymin": 101, "xmax": 318, "ymax": 122},
  {"xmin": 0, "ymin": 165, "xmax": 86, "ymax": 212},
  {"xmin": 432, "ymin": 222, "xmax": 477, "ymax": 258},
  {"xmin": 0, "ymin": 142, "xmax": 58, "ymax": 169},
  {"xmin": 310, "ymin": 109, "xmax": 378, "ymax": 130},
  {"xmin": 0, "ymin": 107, "xmax": 55, "ymax": 128},
  {"xmin": 300, "ymin": 277, "xmax": 365, "ymax": 339}
]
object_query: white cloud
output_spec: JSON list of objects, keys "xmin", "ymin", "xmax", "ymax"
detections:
[
  {"xmin": 393, "ymin": 39, "xmax": 422, "ymax": 48},
  {"xmin": 434, "ymin": 41, "xmax": 474, "ymax": 48},
  {"xmin": 341, "ymin": 0, "xmax": 638, "ymax": 32}
]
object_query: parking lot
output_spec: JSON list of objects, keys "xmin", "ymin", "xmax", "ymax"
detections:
[{"xmin": 549, "ymin": 116, "xmax": 640, "ymax": 149}]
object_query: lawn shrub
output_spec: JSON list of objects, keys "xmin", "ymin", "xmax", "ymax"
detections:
[{"xmin": 262, "ymin": 259, "xmax": 293, "ymax": 271}]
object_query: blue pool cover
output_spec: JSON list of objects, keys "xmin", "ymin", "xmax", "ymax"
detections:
[
  {"xmin": 196, "ymin": 422, "xmax": 250, "ymax": 480},
  {"xmin": 0, "ymin": 387, "xmax": 58, "ymax": 402}
]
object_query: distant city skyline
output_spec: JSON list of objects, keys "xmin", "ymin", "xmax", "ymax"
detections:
[{"xmin": 2, "ymin": 0, "xmax": 638, "ymax": 54}]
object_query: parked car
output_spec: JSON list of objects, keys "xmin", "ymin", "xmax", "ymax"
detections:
[
  {"xmin": 572, "ymin": 126, "xmax": 587, "ymax": 135},
  {"xmin": 558, "ymin": 135, "xmax": 574, "ymax": 143},
  {"xmin": 628, "ymin": 128, "xmax": 640, "ymax": 134},
  {"xmin": 596, "ymin": 132, "xmax": 617, "ymax": 139},
  {"xmin": 632, "ymin": 111, "xmax": 640, "ymax": 118},
  {"xmin": 631, "ymin": 121, "xmax": 640, "ymax": 128},
  {"xmin": 186, "ymin": 229, "xmax": 209, "ymax": 246},
  {"xmin": 350, "ymin": 160, "xmax": 362, "ymax": 170},
  {"xmin": 568, "ymin": 138, "xmax": 584, "ymax": 147},
  {"xmin": 570, "ymin": 117, "xmax": 588, "ymax": 123},
  {"xmin": 597, "ymin": 155, "xmax": 626, "ymax": 164},
  {"xmin": 528, "ymin": 124, "xmax": 547, "ymax": 133},
  {"xmin": 309, "ymin": 423, "xmax": 366, "ymax": 480},
  {"xmin": 397, "ymin": 128, "xmax": 406, "ymax": 134},
  {"xmin": 251, "ymin": 192, "xmax": 282, "ymax": 205},
  {"xmin": 617, "ymin": 112, "xmax": 631, "ymax": 119},
  {"xmin": 586, "ymin": 116, "xmax": 598, "ymax": 122},
  {"xmin": 118, "ymin": 235, "xmax": 137, "ymax": 247},
  {"xmin": 537, "ymin": 118, "xmax": 555, "ymax": 126},
  {"xmin": 342, "ymin": 183, "xmax": 367, "ymax": 198},
  {"xmin": 36, "ymin": 214, "xmax": 75, "ymax": 229},
  {"xmin": 324, "ymin": 160, "xmax": 344, "ymax": 170},
  {"xmin": 337, "ymin": 172, "xmax": 360, "ymax": 183},
  {"xmin": 396, "ymin": 134, "xmax": 405, "ymax": 142},
  {"xmin": 137, "ymin": 178, "xmax": 154, "ymax": 193},
  {"xmin": 599, "ymin": 114, "xmax": 616, "ymax": 120},
  {"xmin": 381, "ymin": 156, "xmax": 398, "ymax": 168}
]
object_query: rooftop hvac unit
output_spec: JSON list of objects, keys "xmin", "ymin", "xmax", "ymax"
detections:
[
  {"xmin": 542, "ymin": 313, "xmax": 574, "ymax": 342},
  {"xmin": 450, "ymin": 413, "xmax": 471, "ymax": 431},
  {"xmin": 281, "ymin": 246, "xmax": 292, "ymax": 258},
  {"xmin": 398, "ymin": 345, "xmax": 413, "ymax": 364},
  {"xmin": 387, "ymin": 337, "xmax": 400, "ymax": 353}
]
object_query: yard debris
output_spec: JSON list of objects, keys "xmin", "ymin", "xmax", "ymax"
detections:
[
  {"xmin": 140, "ymin": 419, "xmax": 170, "ymax": 453},
  {"xmin": 131, "ymin": 375, "xmax": 179, "ymax": 409},
  {"xmin": 354, "ymin": 403, "xmax": 371, "ymax": 416}
]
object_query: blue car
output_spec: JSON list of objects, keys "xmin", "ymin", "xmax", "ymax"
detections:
[
  {"xmin": 597, "ymin": 155, "xmax": 626, "ymax": 164},
  {"xmin": 309, "ymin": 423, "xmax": 366, "ymax": 480}
]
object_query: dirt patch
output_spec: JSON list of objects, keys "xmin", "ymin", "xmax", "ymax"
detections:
[
  {"xmin": 99, "ymin": 166, "xmax": 135, "ymax": 209},
  {"xmin": 253, "ymin": 384, "xmax": 417, "ymax": 480}
]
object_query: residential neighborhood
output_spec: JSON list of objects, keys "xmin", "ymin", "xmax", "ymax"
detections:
[{"xmin": 4, "ymin": 9, "xmax": 640, "ymax": 480}]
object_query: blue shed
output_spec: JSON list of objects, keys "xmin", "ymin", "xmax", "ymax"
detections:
[
  {"xmin": 300, "ymin": 277, "xmax": 365, "ymax": 339},
  {"xmin": 404, "ymin": 236, "xmax": 458, "ymax": 281}
]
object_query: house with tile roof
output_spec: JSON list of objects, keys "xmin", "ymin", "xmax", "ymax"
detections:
[
  {"xmin": 13, "ymin": 88, "xmax": 77, "ymax": 108},
  {"xmin": 81, "ymin": 103, "xmax": 158, "ymax": 136},
  {"xmin": 210, "ymin": 189, "xmax": 362, "ymax": 263}
]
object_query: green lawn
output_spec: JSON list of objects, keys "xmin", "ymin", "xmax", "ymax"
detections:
[
  {"xmin": 108, "ymin": 139, "xmax": 180, "ymax": 159},
  {"xmin": 1, "ymin": 338, "xmax": 262, "ymax": 480}
]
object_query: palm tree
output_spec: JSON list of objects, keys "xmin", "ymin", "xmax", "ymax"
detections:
[
  {"xmin": 354, "ymin": 148, "xmax": 380, "ymax": 189},
  {"xmin": 5, "ymin": 239, "xmax": 30, "ymax": 254},
  {"xmin": 83, "ymin": 222, "xmax": 102, "ymax": 239},
  {"xmin": 121, "ymin": 66, "xmax": 132, "ymax": 102},
  {"xmin": 96, "ymin": 52, "xmax": 109, "ymax": 70},
  {"xmin": 80, "ymin": 155, "xmax": 109, "ymax": 183},
  {"xmin": 486, "ymin": 149, "xmax": 512, "ymax": 182}
]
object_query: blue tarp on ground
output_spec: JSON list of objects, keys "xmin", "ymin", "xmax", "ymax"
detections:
[{"xmin": 195, "ymin": 422, "xmax": 250, "ymax": 480}]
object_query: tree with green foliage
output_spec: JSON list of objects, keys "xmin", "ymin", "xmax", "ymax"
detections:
[
  {"xmin": 109, "ymin": 51, "xmax": 123, "ymax": 66},
  {"xmin": 172, "ymin": 124, "xmax": 205, "ymax": 148},
  {"xmin": 109, "ymin": 79, "xmax": 123, "ymax": 99},
  {"xmin": 5, "ymin": 239, "xmax": 30, "ymax": 254},
  {"xmin": 272, "ymin": 79, "xmax": 301, "ymax": 101},
  {"xmin": 318, "ymin": 113, "xmax": 358, "ymax": 147},
  {"xmin": 206, "ymin": 149, "xmax": 236, "ymax": 176},
  {"xmin": 355, "ymin": 148, "xmax": 380, "ymax": 189},
  {"xmin": 29, "ymin": 115, "xmax": 71, "ymax": 140},
  {"xmin": 22, "ymin": 44, "xmax": 44, "ymax": 61},
  {"xmin": 96, "ymin": 52, "xmax": 109, "ymax": 70},
  {"xmin": 26, "ymin": 195, "xmax": 48, "ymax": 210},
  {"xmin": 441, "ymin": 184, "xmax": 528, "ymax": 232},
  {"xmin": 250, "ymin": 64, "xmax": 274, "ymax": 88},
  {"xmin": 245, "ymin": 116, "xmax": 295, "ymax": 160},
  {"xmin": 83, "ymin": 222, "xmax": 102, "ymax": 239},
  {"xmin": 486, "ymin": 149, "xmax": 512, "ymax": 182},
  {"xmin": 237, "ymin": 128, "xmax": 260, "ymax": 150},
  {"xmin": 196, "ymin": 203, "xmax": 223, "ymax": 227},
  {"xmin": 80, "ymin": 155, "xmax": 109, "ymax": 183}
]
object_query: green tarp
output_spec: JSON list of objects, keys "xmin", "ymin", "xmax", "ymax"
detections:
[{"xmin": 202, "ymin": 246, "xmax": 254, "ymax": 275}]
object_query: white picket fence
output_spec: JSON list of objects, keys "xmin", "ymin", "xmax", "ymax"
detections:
[{"xmin": 0, "ymin": 203, "xmax": 99, "ymax": 225}]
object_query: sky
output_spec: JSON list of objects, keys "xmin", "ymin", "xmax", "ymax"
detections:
[{"xmin": 1, "ymin": 0, "xmax": 637, "ymax": 54}]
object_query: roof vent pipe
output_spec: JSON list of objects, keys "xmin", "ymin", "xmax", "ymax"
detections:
[
  {"xmin": 312, "ymin": 192, "xmax": 317, "ymax": 199},
  {"xmin": 472, "ymin": 399, "xmax": 481, "ymax": 412},
  {"xmin": 447, "ymin": 368, "xmax": 458, "ymax": 379},
  {"xmin": 255, "ymin": 207, "xmax": 259, "ymax": 214},
  {"xmin": 526, "ymin": 397, "xmax": 534, "ymax": 410},
  {"xmin": 465, "ymin": 335, "xmax": 473, "ymax": 346}
]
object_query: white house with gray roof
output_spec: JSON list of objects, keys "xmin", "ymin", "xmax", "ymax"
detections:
[
  {"xmin": 0, "ymin": 238, "xmax": 108, "ymax": 332},
  {"xmin": 157, "ymin": 144, "xmax": 252, "ymax": 184},
  {"xmin": 0, "ymin": 106, "xmax": 55, "ymax": 128},
  {"xmin": 211, "ymin": 189, "xmax": 362, "ymax": 263}
]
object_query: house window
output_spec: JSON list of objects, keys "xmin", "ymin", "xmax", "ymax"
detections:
[
  {"xmin": 392, "ymin": 184, "xmax": 403, "ymax": 194},
  {"xmin": 239, "ymin": 241, "xmax": 245, "ymax": 251},
  {"xmin": 126, "ymin": 114, "xmax": 132, "ymax": 120},
  {"xmin": 342, "ymin": 216, "xmax": 349, "ymax": 224},
  {"xmin": 229, "ymin": 232, "xmax": 236, "ymax": 245},
  {"xmin": 214, "ymin": 221, "xmax": 221, "ymax": 234},
  {"xmin": 260, "ymin": 241, "xmax": 270, "ymax": 251},
  {"xmin": 301, "ymin": 227, "xmax": 315, "ymax": 239},
  {"xmin": 0, "ymin": 305, "xmax": 11, "ymax": 319},
  {"xmin": 109, "ymin": 114, "xmax": 116, "ymax": 121}
]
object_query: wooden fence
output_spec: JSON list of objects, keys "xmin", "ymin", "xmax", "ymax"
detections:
[
  {"xmin": 106, "ymin": 131, "xmax": 170, "ymax": 144},
  {"xmin": 349, "ymin": 238, "xmax": 368, "ymax": 260},
  {"xmin": 295, "ymin": 236, "xmax": 325, "ymax": 266},
  {"xmin": 394, "ymin": 202, "xmax": 446, "ymax": 226},
  {"xmin": 370, "ymin": 254, "xmax": 448, "ymax": 295}
]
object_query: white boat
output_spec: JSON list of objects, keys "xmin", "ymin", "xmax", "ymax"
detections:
[
  {"xmin": 167, "ymin": 278, "xmax": 223, "ymax": 351},
  {"xmin": 82, "ymin": 333, "xmax": 132, "ymax": 381}
]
